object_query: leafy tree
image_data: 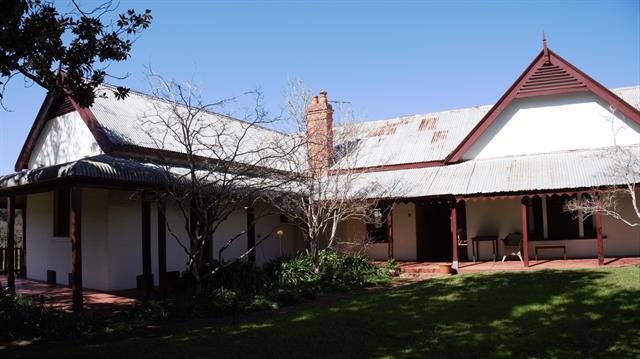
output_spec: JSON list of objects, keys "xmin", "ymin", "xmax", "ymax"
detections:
[{"xmin": 0, "ymin": 0, "xmax": 152, "ymax": 108}]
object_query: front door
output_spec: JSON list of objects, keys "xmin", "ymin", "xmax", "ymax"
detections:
[{"xmin": 416, "ymin": 201, "xmax": 453, "ymax": 261}]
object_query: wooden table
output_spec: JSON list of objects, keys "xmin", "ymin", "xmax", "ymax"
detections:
[
  {"xmin": 535, "ymin": 245, "xmax": 567, "ymax": 260},
  {"xmin": 471, "ymin": 236, "xmax": 498, "ymax": 262}
]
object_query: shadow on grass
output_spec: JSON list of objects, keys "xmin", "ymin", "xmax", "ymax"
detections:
[{"xmin": 12, "ymin": 267, "xmax": 640, "ymax": 359}]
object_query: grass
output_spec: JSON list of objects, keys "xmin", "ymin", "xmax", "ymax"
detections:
[{"xmin": 10, "ymin": 266, "xmax": 640, "ymax": 359}]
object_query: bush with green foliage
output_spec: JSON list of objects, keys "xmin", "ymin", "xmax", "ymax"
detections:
[
  {"xmin": 0, "ymin": 252, "xmax": 392, "ymax": 342},
  {"xmin": 0, "ymin": 287, "xmax": 81, "ymax": 341},
  {"xmin": 272, "ymin": 253, "xmax": 319, "ymax": 287},
  {"xmin": 272, "ymin": 251, "xmax": 392, "ymax": 291}
]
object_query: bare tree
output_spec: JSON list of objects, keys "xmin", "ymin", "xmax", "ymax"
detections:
[
  {"xmin": 270, "ymin": 80, "xmax": 396, "ymax": 272},
  {"xmin": 139, "ymin": 72, "xmax": 300, "ymax": 293},
  {"xmin": 566, "ymin": 107, "xmax": 640, "ymax": 227}
]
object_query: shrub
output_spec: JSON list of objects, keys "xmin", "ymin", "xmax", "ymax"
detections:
[
  {"xmin": 207, "ymin": 287, "xmax": 242, "ymax": 313},
  {"xmin": 273, "ymin": 253, "xmax": 319, "ymax": 287},
  {"xmin": 0, "ymin": 287, "xmax": 81, "ymax": 341},
  {"xmin": 202, "ymin": 261, "xmax": 269, "ymax": 294},
  {"xmin": 132, "ymin": 298, "xmax": 179, "ymax": 322},
  {"xmin": 106, "ymin": 252, "xmax": 393, "ymax": 331},
  {"xmin": 271, "ymin": 251, "xmax": 392, "ymax": 292},
  {"xmin": 246, "ymin": 294, "xmax": 277, "ymax": 311},
  {"xmin": 322, "ymin": 251, "xmax": 391, "ymax": 289}
]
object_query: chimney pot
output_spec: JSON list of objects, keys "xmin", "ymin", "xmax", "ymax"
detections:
[
  {"xmin": 312, "ymin": 96, "xmax": 319, "ymax": 105},
  {"xmin": 319, "ymin": 91, "xmax": 328, "ymax": 104}
]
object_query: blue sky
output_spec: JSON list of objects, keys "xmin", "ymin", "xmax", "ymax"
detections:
[{"xmin": 1, "ymin": 0, "xmax": 639, "ymax": 174}]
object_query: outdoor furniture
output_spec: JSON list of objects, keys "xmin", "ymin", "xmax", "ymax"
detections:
[
  {"xmin": 457, "ymin": 229, "xmax": 468, "ymax": 246},
  {"xmin": 456, "ymin": 229, "xmax": 470, "ymax": 262},
  {"xmin": 501, "ymin": 233, "xmax": 523, "ymax": 262},
  {"xmin": 471, "ymin": 235, "xmax": 498, "ymax": 262},
  {"xmin": 535, "ymin": 245, "xmax": 567, "ymax": 261}
]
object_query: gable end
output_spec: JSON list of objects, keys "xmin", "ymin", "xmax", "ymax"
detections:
[
  {"xmin": 15, "ymin": 94, "xmax": 113, "ymax": 171},
  {"xmin": 446, "ymin": 49, "xmax": 640, "ymax": 163}
]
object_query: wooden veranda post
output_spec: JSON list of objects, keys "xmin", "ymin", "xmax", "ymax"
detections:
[
  {"xmin": 246, "ymin": 206, "xmax": 256, "ymax": 263},
  {"xmin": 70, "ymin": 187, "xmax": 83, "ymax": 312},
  {"xmin": 596, "ymin": 210, "xmax": 604, "ymax": 265},
  {"xmin": 387, "ymin": 208, "xmax": 394, "ymax": 260},
  {"xmin": 451, "ymin": 202, "xmax": 458, "ymax": 270},
  {"xmin": 20, "ymin": 201, "xmax": 26, "ymax": 278},
  {"xmin": 157, "ymin": 200, "xmax": 167, "ymax": 297},
  {"xmin": 141, "ymin": 196, "xmax": 152, "ymax": 300},
  {"xmin": 520, "ymin": 197, "xmax": 530, "ymax": 268},
  {"xmin": 6, "ymin": 196, "xmax": 16, "ymax": 293}
]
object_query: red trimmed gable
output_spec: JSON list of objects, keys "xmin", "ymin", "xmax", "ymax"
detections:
[
  {"xmin": 446, "ymin": 48, "xmax": 640, "ymax": 163},
  {"xmin": 14, "ymin": 94, "xmax": 113, "ymax": 171}
]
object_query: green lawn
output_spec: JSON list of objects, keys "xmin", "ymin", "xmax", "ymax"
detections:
[{"xmin": 12, "ymin": 266, "xmax": 640, "ymax": 359}]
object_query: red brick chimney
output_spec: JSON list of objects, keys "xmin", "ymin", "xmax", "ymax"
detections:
[{"xmin": 306, "ymin": 91, "xmax": 334, "ymax": 175}]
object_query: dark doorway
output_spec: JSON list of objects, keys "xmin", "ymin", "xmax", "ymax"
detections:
[{"xmin": 416, "ymin": 201, "xmax": 453, "ymax": 261}]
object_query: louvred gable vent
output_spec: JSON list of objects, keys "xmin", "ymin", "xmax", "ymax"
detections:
[
  {"xmin": 47, "ymin": 96, "xmax": 76, "ymax": 119},
  {"xmin": 516, "ymin": 63, "xmax": 587, "ymax": 98}
]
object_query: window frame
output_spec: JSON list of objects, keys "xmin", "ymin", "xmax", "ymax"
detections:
[
  {"xmin": 366, "ymin": 202, "xmax": 392, "ymax": 244},
  {"xmin": 53, "ymin": 189, "xmax": 71, "ymax": 238},
  {"xmin": 531, "ymin": 194, "xmax": 598, "ymax": 241}
]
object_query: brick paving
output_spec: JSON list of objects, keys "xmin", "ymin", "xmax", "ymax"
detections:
[
  {"xmin": 390, "ymin": 257, "xmax": 640, "ymax": 275},
  {"xmin": 1, "ymin": 277, "xmax": 139, "ymax": 312}
]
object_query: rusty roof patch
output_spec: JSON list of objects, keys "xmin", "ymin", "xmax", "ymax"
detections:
[
  {"xmin": 431, "ymin": 130, "xmax": 448, "ymax": 144},
  {"xmin": 418, "ymin": 117, "xmax": 438, "ymax": 131},
  {"xmin": 367, "ymin": 123, "xmax": 398, "ymax": 137}
]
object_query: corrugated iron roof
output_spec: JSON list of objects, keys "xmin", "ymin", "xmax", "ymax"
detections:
[
  {"xmin": 347, "ymin": 145, "xmax": 640, "ymax": 199},
  {"xmin": 89, "ymin": 85, "xmax": 292, "ymax": 169},
  {"xmin": 332, "ymin": 105, "xmax": 492, "ymax": 169},
  {"xmin": 332, "ymin": 86, "xmax": 639, "ymax": 169},
  {"xmin": 612, "ymin": 86, "xmax": 640, "ymax": 111},
  {"xmin": 89, "ymin": 84, "xmax": 638, "ymax": 171},
  {"xmin": 0, "ymin": 154, "xmax": 287, "ymax": 191},
  {"xmin": 0, "ymin": 155, "xmax": 167, "ymax": 189}
]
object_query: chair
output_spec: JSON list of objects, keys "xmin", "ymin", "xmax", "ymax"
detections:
[
  {"xmin": 457, "ymin": 229, "xmax": 468, "ymax": 246},
  {"xmin": 501, "ymin": 233, "xmax": 523, "ymax": 262}
]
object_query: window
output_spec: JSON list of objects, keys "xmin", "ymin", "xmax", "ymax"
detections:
[
  {"xmin": 581, "ymin": 194, "xmax": 597, "ymax": 238},
  {"xmin": 53, "ymin": 189, "xmax": 70, "ymax": 237},
  {"xmin": 525, "ymin": 195, "xmax": 597, "ymax": 241},
  {"xmin": 366, "ymin": 202, "xmax": 392, "ymax": 243},
  {"xmin": 546, "ymin": 195, "xmax": 579, "ymax": 240},
  {"xmin": 527, "ymin": 196, "xmax": 545, "ymax": 240}
]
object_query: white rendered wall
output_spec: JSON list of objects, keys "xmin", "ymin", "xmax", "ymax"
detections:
[
  {"xmin": 106, "ymin": 190, "xmax": 143, "ymax": 290},
  {"xmin": 464, "ymin": 93, "xmax": 640, "ymax": 160},
  {"xmin": 28, "ymin": 111, "xmax": 103, "ymax": 169},
  {"xmin": 105, "ymin": 191, "xmax": 190, "ymax": 290},
  {"xmin": 465, "ymin": 198, "xmax": 522, "ymax": 260},
  {"xmin": 23, "ymin": 189, "xmax": 305, "ymax": 291},
  {"xmin": 253, "ymin": 203, "xmax": 283, "ymax": 266},
  {"xmin": 599, "ymin": 190, "xmax": 640, "ymax": 257},
  {"xmin": 163, "ymin": 201, "xmax": 190, "ymax": 274},
  {"xmin": 213, "ymin": 209, "xmax": 248, "ymax": 263},
  {"xmin": 25, "ymin": 192, "xmax": 69, "ymax": 284},
  {"xmin": 25, "ymin": 189, "xmax": 109, "ymax": 289},
  {"xmin": 338, "ymin": 202, "xmax": 418, "ymax": 261},
  {"xmin": 81, "ymin": 189, "xmax": 109, "ymax": 289}
]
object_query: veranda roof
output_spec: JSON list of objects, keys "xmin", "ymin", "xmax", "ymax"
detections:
[
  {"xmin": 0, "ymin": 154, "xmax": 293, "ymax": 193},
  {"xmin": 2, "ymin": 146, "xmax": 638, "ymax": 199},
  {"xmin": 346, "ymin": 145, "xmax": 640, "ymax": 199}
]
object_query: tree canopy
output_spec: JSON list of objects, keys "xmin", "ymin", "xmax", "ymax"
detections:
[{"xmin": 0, "ymin": 0, "xmax": 152, "ymax": 108}]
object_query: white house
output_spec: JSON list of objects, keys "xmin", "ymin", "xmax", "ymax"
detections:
[
  {"xmin": 327, "ymin": 46, "xmax": 640, "ymax": 266},
  {"xmin": 1, "ymin": 44, "xmax": 639, "ymax": 311}
]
